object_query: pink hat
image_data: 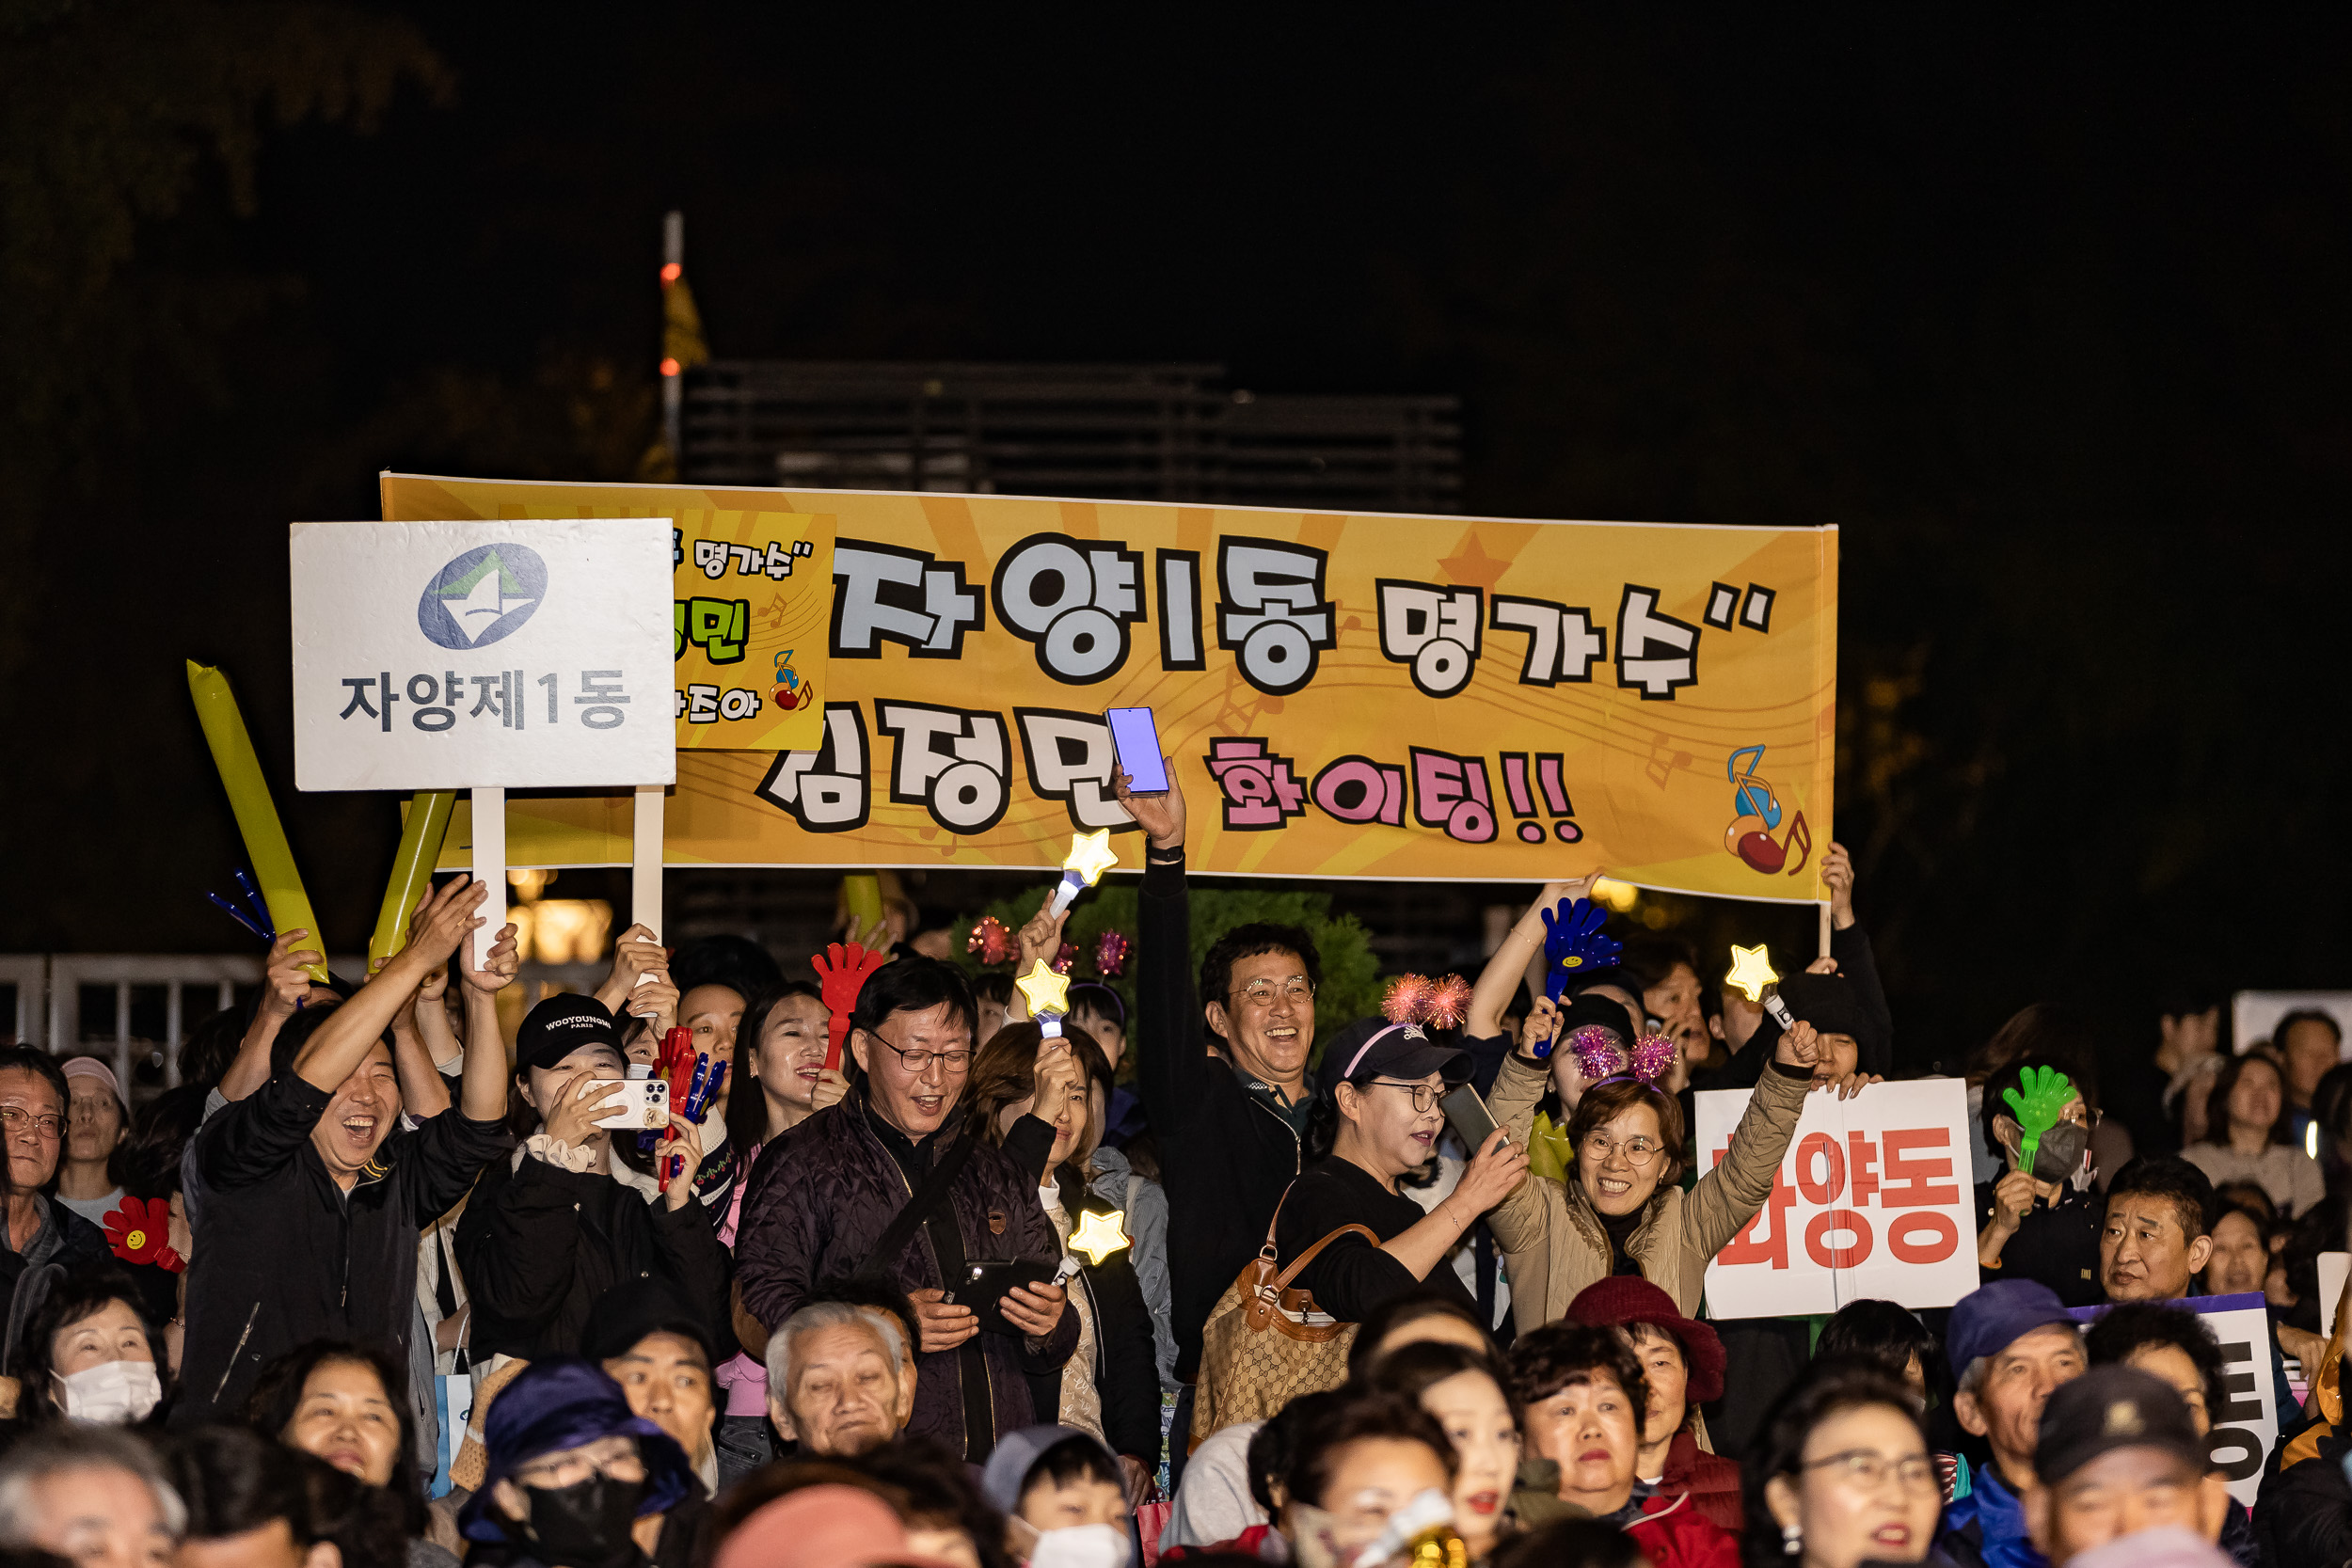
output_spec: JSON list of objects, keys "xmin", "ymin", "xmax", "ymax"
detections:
[
  {"xmin": 60, "ymin": 1057, "xmax": 119, "ymax": 1097},
  {"xmin": 712, "ymin": 1486, "xmax": 961, "ymax": 1568}
]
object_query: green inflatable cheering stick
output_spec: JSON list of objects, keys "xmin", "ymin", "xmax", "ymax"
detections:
[{"xmin": 2001, "ymin": 1064, "xmax": 2076, "ymax": 1180}]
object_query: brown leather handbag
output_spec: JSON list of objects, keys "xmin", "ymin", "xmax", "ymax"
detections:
[{"xmin": 1191, "ymin": 1183, "xmax": 1376, "ymax": 1448}]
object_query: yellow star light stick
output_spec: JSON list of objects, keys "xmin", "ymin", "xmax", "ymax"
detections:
[
  {"xmin": 1725, "ymin": 943, "xmax": 1797, "ymax": 1029},
  {"xmin": 1069, "ymin": 1208, "xmax": 1132, "ymax": 1265},
  {"xmin": 1046, "ymin": 829, "xmax": 1120, "ymax": 917},
  {"xmin": 1017, "ymin": 958, "xmax": 1073, "ymax": 1037}
]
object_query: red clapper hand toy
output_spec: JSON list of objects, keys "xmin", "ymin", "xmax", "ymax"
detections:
[{"xmin": 812, "ymin": 942, "xmax": 889, "ymax": 1070}]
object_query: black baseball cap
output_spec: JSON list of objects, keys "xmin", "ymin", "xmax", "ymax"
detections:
[
  {"xmin": 516, "ymin": 992, "xmax": 623, "ymax": 1074},
  {"xmin": 580, "ymin": 1276, "xmax": 716, "ymax": 1367},
  {"xmin": 1317, "ymin": 1018, "xmax": 1471, "ymax": 1093},
  {"xmin": 2033, "ymin": 1364, "xmax": 2207, "ymax": 1485}
]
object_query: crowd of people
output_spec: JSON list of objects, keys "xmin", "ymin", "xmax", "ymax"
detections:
[{"xmin": 0, "ymin": 764, "xmax": 2347, "ymax": 1568}]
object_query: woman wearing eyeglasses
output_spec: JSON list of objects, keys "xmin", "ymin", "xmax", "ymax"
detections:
[
  {"xmin": 1741, "ymin": 1360, "xmax": 1947, "ymax": 1568},
  {"xmin": 1270, "ymin": 1018, "xmax": 1531, "ymax": 1329},
  {"xmin": 1484, "ymin": 977, "xmax": 1832, "ymax": 1330}
]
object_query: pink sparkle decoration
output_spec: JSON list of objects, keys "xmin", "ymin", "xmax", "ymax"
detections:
[
  {"xmin": 1424, "ymin": 974, "xmax": 1471, "ymax": 1030},
  {"xmin": 1094, "ymin": 930, "xmax": 1132, "ymax": 977},
  {"xmin": 966, "ymin": 917, "xmax": 1014, "ymax": 965},
  {"xmin": 1567, "ymin": 1025, "xmax": 1629, "ymax": 1084},
  {"xmin": 1383, "ymin": 974, "xmax": 1434, "ymax": 1024},
  {"xmin": 1052, "ymin": 942, "xmax": 1078, "ymax": 974},
  {"xmin": 1629, "ymin": 1033, "xmax": 1680, "ymax": 1085}
]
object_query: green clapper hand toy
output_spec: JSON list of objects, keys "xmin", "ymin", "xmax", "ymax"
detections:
[{"xmin": 2001, "ymin": 1065, "xmax": 2076, "ymax": 1176}]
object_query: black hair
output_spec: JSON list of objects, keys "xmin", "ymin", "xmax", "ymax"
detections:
[
  {"xmin": 1489, "ymin": 1519, "xmax": 1651, "ymax": 1568},
  {"xmin": 2312, "ymin": 1063, "xmax": 2352, "ymax": 1164},
  {"xmin": 1360, "ymin": 1339, "xmax": 1519, "ymax": 1423},
  {"xmin": 19, "ymin": 1264, "xmax": 165, "ymax": 1423},
  {"xmin": 1617, "ymin": 933, "xmax": 1700, "ymax": 1000},
  {"xmin": 727, "ymin": 980, "xmax": 828, "ymax": 1154},
  {"xmin": 265, "ymin": 1003, "xmax": 393, "ymax": 1083},
  {"xmin": 2281, "ymin": 1196, "xmax": 2348, "ymax": 1331},
  {"xmin": 1283, "ymin": 1389, "xmax": 1455, "ymax": 1512},
  {"xmin": 1740, "ymin": 1358, "xmax": 1929, "ymax": 1568},
  {"xmin": 176, "ymin": 1007, "xmax": 247, "ymax": 1092},
  {"xmin": 2106, "ymin": 1154, "xmax": 2217, "ymax": 1242},
  {"xmin": 167, "ymin": 1425, "xmax": 324, "ymax": 1543},
  {"xmin": 1199, "ymin": 923, "xmax": 1321, "ymax": 1044},
  {"xmin": 1065, "ymin": 983, "xmax": 1127, "ymax": 1034},
  {"xmin": 1814, "ymin": 1299, "xmax": 1941, "ymax": 1402},
  {"xmin": 849, "ymin": 1438, "xmax": 1014, "ymax": 1568},
  {"xmin": 2205, "ymin": 1052, "xmax": 2293, "ymax": 1147},
  {"xmin": 2082, "ymin": 1302, "xmax": 2226, "ymax": 1417},
  {"xmin": 972, "ymin": 972, "xmax": 1015, "ymax": 1007},
  {"xmin": 2274, "ymin": 1007, "xmax": 2344, "ymax": 1047},
  {"xmin": 117, "ymin": 1083, "xmax": 208, "ymax": 1201},
  {"xmin": 1346, "ymin": 1290, "xmax": 1492, "ymax": 1378},
  {"xmin": 1304, "ymin": 1034, "xmax": 1389, "ymax": 1163},
  {"xmin": 1247, "ymin": 1389, "xmax": 1347, "ymax": 1512},
  {"xmin": 0, "ymin": 1047, "xmax": 68, "ymax": 1118},
  {"xmin": 243, "ymin": 1338, "xmax": 427, "ymax": 1535},
  {"xmin": 1504, "ymin": 1322, "xmax": 1650, "ymax": 1438},
  {"xmin": 1968, "ymin": 1004, "xmax": 2106, "ymax": 1110},
  {"xmin": 670, "ymin": 934, "xmax": 785, "ymax": 1003},
  {"xmin": 850, "ymin": 956, "xmax": 977, "ymax": 1046},
  {"xmin": 1979, "ymin": 1052, "xmax": 2095, "ymax": 1163},
  {"xmin": 2212, "ymin": 1182, "xmax": 2276, "ymax": 1226},
  {"xmin": 1020, "ymin": 1433, "xmax": 1120, "ymax": 1499}
]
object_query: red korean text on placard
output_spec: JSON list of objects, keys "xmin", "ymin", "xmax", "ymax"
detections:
[{"xmin": 1711, "ymin": 1125, "xmax": 1963, "ymax": 1272}]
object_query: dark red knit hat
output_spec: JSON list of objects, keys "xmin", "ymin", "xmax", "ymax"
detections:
[{"xmin": 1564, "ymin": 1276, "xmax": 1726, "ymax": 1404}]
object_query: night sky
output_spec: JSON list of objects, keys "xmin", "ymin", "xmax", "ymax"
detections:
[{"xmin": 8, "ymin": 8, "xmax": 2351, "ymax": 1066}]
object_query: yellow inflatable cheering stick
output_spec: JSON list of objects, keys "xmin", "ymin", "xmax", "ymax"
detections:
[
  {"xmin": 185, "ymin": 661, "xmax": 328, "ymax": 983},
  {"xmin": 369, "ymin": 791, "xmax": 456, "ymax": 964}
]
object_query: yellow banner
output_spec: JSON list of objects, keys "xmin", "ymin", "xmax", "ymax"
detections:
[{"xmin": 384, "ymin": 474, "xmax": 1836, "ymax": 899}]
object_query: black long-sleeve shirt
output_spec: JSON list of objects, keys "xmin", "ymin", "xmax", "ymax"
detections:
[{"xmin": 1272, "ymin": 1157, "xmax": 1477, "ymax": 1323}]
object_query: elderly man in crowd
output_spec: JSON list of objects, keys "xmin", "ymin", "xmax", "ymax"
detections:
[
  {"xmin": 0, "ymin": 1046, "xmax": 108, "ymax": 1270},
  {"xmin": 2026, "ymin": 1366, "xmax": 2232, "ymax": 1568},
  {"xmin": 736, "ymin": 956, "xmax": 1073, "ymax": 1461},
  {"xmin": 766, "ymin": 1297, "xmax": 920, "ymax": 1458},
  {"xmin": 1941, "ymin": 1279, "xmax": 2090, "ymax": 1568},
  {"xmin": 0, "ymin": 1423, "xmax": 183, "ymax": 1566}
]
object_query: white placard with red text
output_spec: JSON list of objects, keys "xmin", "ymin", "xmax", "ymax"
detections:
[{"xmin": 1696, "ymin": 1077, "xmax": 1978, "ymax": 1318}]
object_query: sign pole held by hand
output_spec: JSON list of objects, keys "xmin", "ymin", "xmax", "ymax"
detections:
[
  {"xmin": 470, "ymin": 786, "xmax": 505, "ymax": 970},
  {"xmin": 1819, "ymin": 902, "xmax": 1834, "ymax": 961},
  {"xmin": 632, "ymin": 784, "xmax": 665, "ymax": 941}
]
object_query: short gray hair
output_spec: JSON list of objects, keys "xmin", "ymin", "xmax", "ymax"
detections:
[
  {"xmin": 0, "ymin": 1426, "xmax": 187, "ymax": 1544},
  {"xmin": 765, "ymin": 1301, "xmax": 911, "ymax": 1402}
]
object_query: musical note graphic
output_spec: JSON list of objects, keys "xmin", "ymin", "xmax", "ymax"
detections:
[
  {"xmin": 1721, "ymin": 747, "xmax": 1812, "ymax": 876},
  {"xmin": 1726, "ymin": 745, "xmax": 1782, "ymax": 828}
]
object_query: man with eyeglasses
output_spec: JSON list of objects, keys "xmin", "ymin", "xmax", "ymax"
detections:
[
  {"xmin": 1113, "ymin": 764, "xmax": 1333, "ymax": 1478},
  {"xmin": 737, "ymin": 955, "xmax": 1075, "ymax": 1461},
  {"xmin": 0, "ymin": 1046, "xmax": 114, "ymax": 1272},
  {"xmin": 2024, "ymin": 1365, "xmax": 2231, "ymax": 1568}
]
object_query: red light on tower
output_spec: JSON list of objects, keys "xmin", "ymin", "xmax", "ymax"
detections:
[
  {"xmin": 660, "ymin": 356, "xmax": 681, "ymax": 378},
  {"xmin": 660, "ymin": 261, "xmax": 681, "ymax": 285}
]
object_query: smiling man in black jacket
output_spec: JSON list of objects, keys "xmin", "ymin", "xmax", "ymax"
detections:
[
  {"xmin": 1114, "ymin": 763, "xmax": 1324, "ymax": 1463},
  {"xmin": 172, "ymin": 876, "xmax": 517, "ymax": 1430}
]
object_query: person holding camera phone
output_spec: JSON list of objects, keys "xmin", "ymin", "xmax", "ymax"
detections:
[{"xmin": 456, "ymin": 993, "xmax": 730, "ymax": 1366}]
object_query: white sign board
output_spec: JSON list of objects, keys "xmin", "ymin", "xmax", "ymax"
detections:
[
  {"xmin": 1696, "ymin": 1077, "xmax": 1978, "ymax": 1318},
  {"xmin": 2231, "ymin": 990, "xmax": 2352, "ymax": 1060},
  {"xmin": 2324, "ymin": 1251, "xmax": 2348, "ymax": 1341},
  {"xmin": 291, "ymin": 519, "xmax": 675, "ymax": 790},
  {"xmin": 2070, "ymin": 1293, "xmax": 2278, "ymax": 1509}
]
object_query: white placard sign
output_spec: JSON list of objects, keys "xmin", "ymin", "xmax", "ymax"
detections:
[
  {"xmin": 290, "ymin": 519, "xmax": 675, "ymax": 791},
  {"xmin": 2231, "ymin": 990, "xmax": 2352, "ymax": 1061},
  {"xmin": 2070, "ymin": 1293, "xmax": 2278, "ymax": 1509},
  {"xmin": 1697, "ymin": 1077, "xmax": 1978, "ymax": 1318}
]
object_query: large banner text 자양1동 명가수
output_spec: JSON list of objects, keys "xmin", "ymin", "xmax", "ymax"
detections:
[{"xmin": 382, "ymin": 472, "xmax": 1836, "ymax": 896}]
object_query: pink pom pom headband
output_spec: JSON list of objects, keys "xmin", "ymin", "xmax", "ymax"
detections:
[
  {"xmin": 1380, "ymin": 973, "xmax": 1470, "ymax": 1031},
  {"xmin": 1566, "ymin": 1026, "xmax": 1678, "ymax": 1091}
]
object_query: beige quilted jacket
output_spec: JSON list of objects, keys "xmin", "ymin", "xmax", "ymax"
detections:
[{"xmin": 1487, "ymin": 1051, "xmax": 1813, "ymax": 1334}]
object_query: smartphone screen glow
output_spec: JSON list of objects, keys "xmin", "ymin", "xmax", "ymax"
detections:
[{"xmin": 1105, "ymin": 707, "xmax": 1169, "ymax": 792}]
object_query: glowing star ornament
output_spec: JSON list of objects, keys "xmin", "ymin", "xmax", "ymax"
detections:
[
  {"xmin": 1725, "ymin": 943, "xmax": 1797, "ymax": 1030},
  {"xmin": 1046, "ymin": 830, "xmax": 1120, "ymax": 916},
  {"xmin": 1068, "ymin": 1208, "xmax": 1132, "ymax": 1266},
  {"xmin": 1017, "ymin": 958, "xmax": 1073, "ymax": 1037}
]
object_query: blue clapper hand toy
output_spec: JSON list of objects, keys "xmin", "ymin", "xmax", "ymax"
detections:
[{"xmin": 1534, "ymin": 895, "xmax": 1622, "ymax": 1056}]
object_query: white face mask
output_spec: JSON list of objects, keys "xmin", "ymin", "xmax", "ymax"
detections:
[
  {"xmin": 1028, "ymin": 1523, "xmax": 1130, "ymax": 1568},
  {"xmin": 56, "ymin": 1359, "xmax": 162, "ymax": 1424}
]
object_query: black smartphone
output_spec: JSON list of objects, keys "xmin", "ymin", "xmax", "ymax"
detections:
[
  {"xmin": 946, "ymin": 1259, "xmax": 1057, "ymax": 1337},
  {"xmin": 1105, "ymin": 706, "xmax": 1169, "ymax": 793},
  {"xmin": 1441, "ymin": 1083, "xmax": 1503, "ymax": 1152}
]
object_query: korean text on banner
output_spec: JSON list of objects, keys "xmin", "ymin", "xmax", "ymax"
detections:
[
  {"xmin": 290, "ymin": 519, "xmax": 675, "ymax": 791},
  {"xmin": 2069, "ymin": 1294, "xmax": 2277, "ymax": 1509},
  {"xmin": 384, "ymin": 473, "xmax": 1836, "ymax": 896},
  {"xmin": 1697, "ymin": 1078, "xmax": 1977, "ymax": 1318},
  {"xmin": 668, "ymin": 508, "xmax": 831, "ymax": 752}
]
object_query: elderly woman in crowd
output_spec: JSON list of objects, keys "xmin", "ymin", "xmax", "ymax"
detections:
[
  {"xmin": 14, "ymin": 1264, "xmax": 167, "ymax": 1426},
  {"xmin": 246, "ymin": 1338, "xmax": 454, "ymax": 1568},
  {"xmin": 1742, "ymin": 1360, "xmax": 1944, "ymax": 1568},
  {"xmin": 1566, "ymin": 1275, "xmax": 1740, "ymax": 1528},
  {"xmin": 2181, "ymin": 1050, "xmax": 2327, "ymax": 1217}
]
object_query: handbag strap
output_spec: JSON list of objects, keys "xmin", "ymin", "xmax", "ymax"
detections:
[
  {"xmin": 1254, "ymin": 1180, "xmax": 1378, "ymax": 1291},
  {"xmin": 858, "ymin": 1127, "xmax": 979, "ymax": 1276}
]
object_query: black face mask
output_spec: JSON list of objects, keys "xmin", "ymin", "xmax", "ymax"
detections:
[{"xmin": 518, "ymin": 1474, "xmax": 648, "ymax": 1568}]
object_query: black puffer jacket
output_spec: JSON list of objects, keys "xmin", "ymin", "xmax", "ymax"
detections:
[{"xmin": 734, "ymin": 1086, "xmax": 1077, "ymax": 1460}]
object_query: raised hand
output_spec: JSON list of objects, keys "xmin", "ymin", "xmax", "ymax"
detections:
[
  {"xmin": 1821, "ymin": 841, "xmax": 1856, "ymax": 927},
  {"xmin": 1775, "ymin": 1018, "xmax": 1823, "ymax": 1072},
  {"xmin": 1519, "ymin": 995, "xmax": 1561, "ymax": 1058},
  {"xmin": 623, "ymin": 970, "xmax": 679, "ymax": 1030},
  {"xmin": 596, "ymin": 924, "xmax": 669, "ymax": 1011},
  {"xmin": 461, "ymin": 921, "xmax": 520, "ymax": 993},
  {"xmin": 260, "ymin": 929, "xmax": 325, "ymax": 1019},
  {"xmin": 541, "ymin": 1071, "xmax": 626, "ymax": 1148},
  {"xmin": 906, "ymin": 1288, "xmax": 978, "ymax": 1353},
  {"xmin": 1449, "ymin": 1127, "xmax": 1531, "ymax": 1215},
  {"xmin": 1031, "ymin": 1039, "xmax": 1084, "ymax": 1123},
  {"xmin": 1112, "ymin": 760, "xmax": 1185, "ymax": 850},
  {"xmin": 660, "ymin": 1113, "xmax": 707, "ymax": 1211},
  {"xmin": 405, "ymin": 878, "xmax": 487, "ymax": 969},
  {"xmin": 1015, "ymin": 900, "xmax": 1071, "ymax": 974}
]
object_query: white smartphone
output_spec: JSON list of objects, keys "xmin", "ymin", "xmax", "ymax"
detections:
[{"xmin": 591, "ymin": 1076, "xmax": 671, "ymax": 1132}]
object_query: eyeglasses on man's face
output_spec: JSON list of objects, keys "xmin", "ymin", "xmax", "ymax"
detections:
[
  {"xmin": 0, "ymin": 1107, "xmax": 62, "ymax": 1141},
  {"xmin": 866, "ymin": 1031, "xmax": 973, "ymax": 1077},
  {"xmin": 1233, "ymin": 977, "xmax": 1315, "ymax": 1009}
]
